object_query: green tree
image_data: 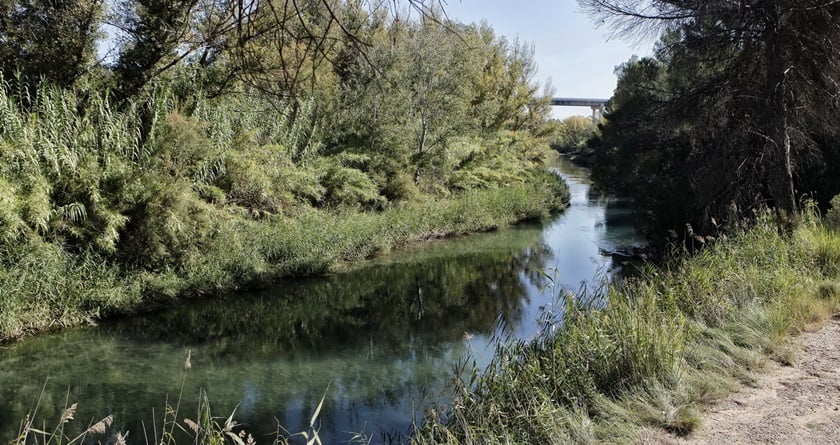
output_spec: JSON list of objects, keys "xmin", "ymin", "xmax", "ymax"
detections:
[
  {"xmin": 582, "ymin": 0, "xmax": 840, "ymax": 232},
  {"xmin": 549, "ymin": 116, "xmax": 599, "ymax": 153},
  {"xmin": 328, "ymin": 14, "xmax": 551, "ymax": 191},
  {"xmin": 465, "ymin": 24, "xmax": 545, "ymax": 134},
  {"xmin": 111, "ymin": 0, "xmax": 199, "ymax": 100},
  {"xmin": 327, "ymin": 17, "xmax": 475, "ymax": 186},
  {"xmin": 0, "ymin": 0, "xmax": 104, "ymax": 88}
]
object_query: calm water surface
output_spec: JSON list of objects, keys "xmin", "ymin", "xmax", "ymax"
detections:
[{"xmin": 0, "ymin": 157, "xmax": 644, "ymax": 443}]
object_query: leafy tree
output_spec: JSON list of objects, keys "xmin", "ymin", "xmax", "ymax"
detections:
[
  {"xmin": 327, "ymin": 17, "xmax": 473, "ymax": 186},
  {"xmin": 591, "ymin": 54, "xmax": 698, "ymax": 239},
  {"xmin": 327, "ymin": 14, "xmax": 551, "ymax": 191},
  {"xmin": 111, "ymin": 0, "xmax": 199, "ymax": 100},
  {"xmin": 548, "ymin": 116, "xmax": 599, "ymax": 153},
  {"xmin": 582, "ymin": 0, "xmax": 840, "ymax": 234},
  {"xmin": 0, "ymin": 0, "xmax": 104, "ymax": 88},
  {"xmin": 464, "ymin": 24, "xmax": 545, "ymax": 134}
]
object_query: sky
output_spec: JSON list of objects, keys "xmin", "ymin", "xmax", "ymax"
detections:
[{"xmin": 440, "ymin": 1, "xmax": 655, "ymax": 119}]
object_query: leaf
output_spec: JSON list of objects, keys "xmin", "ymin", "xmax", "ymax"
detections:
[
  {"xmin": 223, "ymin": 404, "xmax": 240, "ymax": 432},
  {"xmin": 309, "ymin": 383, "xmax": 331, "ymax": 428},
  {"xmin": 536, "ymin": 268, "xmax": 555, "ymax": 282}
]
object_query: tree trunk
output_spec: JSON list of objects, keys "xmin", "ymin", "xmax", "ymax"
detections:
[
  {"xmin": 764, "ymin": 9, "xmax": 797, "ymax": 217},
  {"xmin": 414, "ymin": 108, "xmax": 428, "ymax": 184}
]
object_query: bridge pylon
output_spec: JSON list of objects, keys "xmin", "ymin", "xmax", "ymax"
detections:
[{"xmin": 550, "ymin": 97, "xmax": 608, "ymax": 122}]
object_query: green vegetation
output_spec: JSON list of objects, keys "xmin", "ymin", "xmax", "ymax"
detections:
[
  {"xmin": 410, "ymin": 1, "xmax": 840, "ymax": 439},
  {"xmin": 547, "ymin": 116, "xmax": 599, "ymax": 154},
  {"xmin": 546, "ymin": 116, "xmax": 600, "ymax": 166},
  {"xmin": 581, "ymin": 1, "xmax": 840, "ymax": 243},
  {"xmin": 0, "ymin": 121, "xmax": 565, "ymax": 340},
  {"xmin": 0, "ymin": 2, "xmax": 570, "ymax": 342},
  {"xmin": 5, "ymin": 0, "xmax": 840, "ymax": 443},
  {"xmin": 414, "ymin": 207, "xmax": 840, "ymax": 443}
]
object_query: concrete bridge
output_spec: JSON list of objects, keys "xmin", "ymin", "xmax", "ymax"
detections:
[{"xmin": 550, "ymin": 98, "xmax": 608, "ymax": 120}]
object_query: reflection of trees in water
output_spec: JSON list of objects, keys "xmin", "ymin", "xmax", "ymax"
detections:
[
  {"xmin": 0, "ymin": 228, "xmax": 555, "ymax": 443},
  {"xmin": 106, "ymin": 231, "xmax": 554, "ymax": 353},
  {"xmin": 586, "ymin": 182, "xmax": 638, "ymax": 234}
]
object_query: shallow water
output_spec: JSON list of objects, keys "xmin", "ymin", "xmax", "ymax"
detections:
[{"xmin": 0, "ymin": 157, "xmax": 644, "ymax": 443}]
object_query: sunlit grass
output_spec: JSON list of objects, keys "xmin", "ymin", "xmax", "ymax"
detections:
[
  {"xmin": 414, "ymin": 210, "xmax": 840, "ymax": 444},
  {"xmin": 0, "ymin": 79, "xmax": 570, "ymax": 343}
]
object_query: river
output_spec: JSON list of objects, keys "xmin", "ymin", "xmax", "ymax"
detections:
[{"xmin": 0, "ymin": 156, "xmax": 644, "ymax": 443}]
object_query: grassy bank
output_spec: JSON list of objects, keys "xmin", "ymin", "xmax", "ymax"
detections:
[
  {"xmin": 414, "ymin": 207, "xmax": 840, "ymax": 444},
  {"xmin": 17, "ymin": 207, "xmax": 839, "ymax": 445},
  {"xmin": 0, "ymin": 172, "xmax": 568, "ymax": 343},
  {"xmin": 0, "ymin": 79, "xmax": 570, "ymax": 343}
]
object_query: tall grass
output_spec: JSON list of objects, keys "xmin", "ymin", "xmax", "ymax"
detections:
[
  {"xmin": 414, "ymin": 209, "xmax": 840, "ymax": 444},
  {"xmin": 0, "ymin": 179, "xmax": 567, "ymax": 342},
  {"xmin": 12, "ymin": 211, "xmax": 838, "ymax": 443},
  {"xmin": 0, "ymin": 79, "xmax": 569, "ymax": 342}
]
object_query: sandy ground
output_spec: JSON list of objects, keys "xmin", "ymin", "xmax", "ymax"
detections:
[{"xmin": 642, "ymin": 315, "xmax": 840, "ymax": 445}]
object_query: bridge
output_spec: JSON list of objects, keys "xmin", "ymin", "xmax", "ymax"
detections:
[{"xmin": 550, "ymin": 98, "xmax": 609, "ymax": 120}]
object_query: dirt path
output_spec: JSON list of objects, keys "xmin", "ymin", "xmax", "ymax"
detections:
[{"xmin": 644, "ymin": 316, "xmax": 840, "ymax": 445}]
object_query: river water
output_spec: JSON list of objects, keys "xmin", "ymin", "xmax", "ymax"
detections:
[{"xmin": 0, "ymin": 157, "xmax": 644, "ymax": 443}]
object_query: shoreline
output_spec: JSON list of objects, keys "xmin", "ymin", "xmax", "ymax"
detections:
[
  {"xmin": 413, "ymin": 212, "xmax": 840, "ymax": 443},
  {"xmin": 0, "ymin": 174, "xmax": 570, "ymax": 345}
]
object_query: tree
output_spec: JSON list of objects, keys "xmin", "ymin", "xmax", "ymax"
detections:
[
  {"xmin": 107, "ymin": 0, "xmax": 450, "ymax": 102},
  {"xmin": 325, "ymin": 13, "xmax": 551, "ymax": 190},
  {"xmin": 0, "ymin": 0, "xmax": 104, "ymax": 88},
  {"xmin": 549, "ymin": 116, "xmax": 599, "ymax": 153},
  {"xmin": 465, "ymin": 25, "xmax": 544, "ymax": 134},
  {"xmin": 111, "ymin": 0, "xmax": 201, "ymax": 100},
  {"xmin": 580, "ymin": 0, "xmax": 840, "ymax": 223},
  {"xmin": 594, "ymin": 53, "xmax": 710, "ymax": 240}
]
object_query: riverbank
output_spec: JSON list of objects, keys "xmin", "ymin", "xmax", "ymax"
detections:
[
  {"xmin": 0, "ymin": 79, "xmax": 572, "ymax": 345},
  {"xmin": 645, "ymin": 315, "xmax": 840, "ymax": 444},
  {"xmin": 415, "ymin": 208, "xmax": 840, "ymax": 444},
  {"xmin": 0, "ymin": 172, "xmax": 569, "ymax": 344}
]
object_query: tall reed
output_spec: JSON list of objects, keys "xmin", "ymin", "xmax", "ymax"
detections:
[{"xmin": 415, "ymin": 209, "xmax": 840, "ymax": 444}]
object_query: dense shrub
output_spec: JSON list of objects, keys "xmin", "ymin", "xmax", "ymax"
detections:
[{"xmin": 0, "ymin": 80, "xmax": 570, "ymax": 342}]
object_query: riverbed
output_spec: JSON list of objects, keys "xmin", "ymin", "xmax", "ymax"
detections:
[{"xmin": 0, "ymin": 157, "xmax": 644, "ymax": 443}]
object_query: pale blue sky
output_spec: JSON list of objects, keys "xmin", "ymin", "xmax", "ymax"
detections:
[{"xmin": 441, "ymin": 1, "xmax": 655, "ymax": 119}]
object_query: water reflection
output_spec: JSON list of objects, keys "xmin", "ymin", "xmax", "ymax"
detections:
[
  {"xmin": 0, "ymin": 157, "xmax": 644, "ymax": 444},
  {"xmin": 0, "ymin": 225, "xmax": 553, "ymax": 443}
]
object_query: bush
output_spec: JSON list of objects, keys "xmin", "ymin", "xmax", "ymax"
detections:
[
  {"xmin": 826, "ymin": 194, "xmax": 840, "ymax": 230},
  {"xmin": 316, "ymin": 158, "xmax": 386, "ymax": 209}
]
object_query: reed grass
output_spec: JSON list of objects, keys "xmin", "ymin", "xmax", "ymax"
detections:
[
  {"xmin": 414, "ymin": 209, "xmax": 840, "ymax": 444},
  {"xmin": 0, "ymin": 78, "xmax": 569, "ymax": 343}
]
